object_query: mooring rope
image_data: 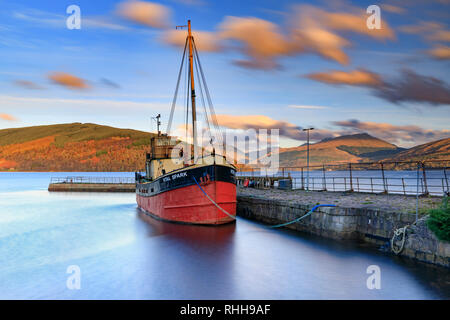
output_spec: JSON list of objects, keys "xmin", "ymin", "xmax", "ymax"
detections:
[
  {"xmin": 192, "ymin": 176, "xmax": 336, "ymax": 228},
  {"xmin": 390, "ymin": 217, "xmax": 421, "ymax": 255},
  {"xmin": 192, "ymin": 176, "xmax": 236, "ymax": 220},
  {"xmin": 391, "ymin": 226, "xmax": 408, "ymax": 255},
  {"xmin": 268, "ymin": 204, "xmax": 336, "ymax": 229}
]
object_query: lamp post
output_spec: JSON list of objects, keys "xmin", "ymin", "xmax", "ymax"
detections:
[{"xmin": 303, "ymin": 128, "xmax": 314, "ymax": 191}]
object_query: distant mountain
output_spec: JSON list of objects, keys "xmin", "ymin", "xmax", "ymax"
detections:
[
  {"xmin": 386, "ymin": 137, "xmax": 450, "ymax": 162},
  {"xmin": 0, "ymin": 123, "xmax": 448, "ymax": 171},
  {"xmin": 0, "ymin": 123, "xmax": 155, "ymax": 171},
  {"xmin": 277, "ymin": 133, "xmax": 402, "ymax": 167}
]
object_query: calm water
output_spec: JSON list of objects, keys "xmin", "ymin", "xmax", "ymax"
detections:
[{"xmin": 0, "ymin": 172, "xmax": 449, "ymax": 300}]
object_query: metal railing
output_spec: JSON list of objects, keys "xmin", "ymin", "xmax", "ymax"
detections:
[
  {"xmin": 237, "ymin": 159, "xmax": 450, "ymax": 196},
  {"xmin": 50, "ymin": 176, "xmax": 135, "ymax": 184}
]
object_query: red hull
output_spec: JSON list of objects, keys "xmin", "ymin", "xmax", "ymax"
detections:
[{"xmin": 136, "ymin": 181, "xmax": 236, "ymax": 225}]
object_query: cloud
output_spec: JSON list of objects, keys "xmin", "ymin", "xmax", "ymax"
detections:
[
  {"xmin": 334, "ymin": 119, "xmax": 450, "ymax": 145},
  {"xmin": 381, "ymin": 4, "xmax": 406, "ymax": 14},
  {"xmin": 305, "ymin": 69, "xmax": 382, "ymax": 86},
  {"xmin": 427, "ymin": 45, "xmax": 450, "ymax": 59},
  {"xmin": 401, "ymin": 21, "xmax": 450, "ymax": 42},
  {"xmin": 290, "ymin": 26, "xmax": 351, "ymax": 65},
  {"xmin": 0, "ymin": 113, "xmax": 17, "ymax": 121},
  {"xmin": 100, "ymin": 78, "xmax": 121, "ymax": 89},
  {"xmin": 48, "ymin": 72, "xmax": 89, "ymax": 90},
  {"xmin": 116, "ymin": 1, "xmax": 171, "ymax": 28},
  {"xmin": 172, "ymin": 0, "xmax": 205, "ymax": 6},
  {"xmin": 162, "ymin": 29, "xmax": 222, "ymax": 52},
  {"xmin": 287, "ymin": 5, "xmax": 395, "ymax": 65},
  {"xmin": 400, "ymin": 21, "xmax": 450, "ymax": 58},
  {"xmin": 218, "ymin": 16, "xmax": 293, "ymax": 70},
  {"xmin": 288, "ymin": 105, "xmax": 329, "ymax": 110},
  {"xmin": 139, "ymin": 3, "xmax": 396, "ymax": 70},
  {"xmin": 14, "ymin": 80, "xmax": 44, "ymax": 90},
  {"xmin": 13, "ymin": 8, "xmax": 130, "ymax": 31},
  {"xmin": 299, "ymin": 6, "xmax": 395, "ymax": 40},
  {"xmin": 215, "ymin": 114, "xmax": 336, "ymax": 141},
  {"xmin": 212, "ymin": 114, "xmax": 450, "ymax": 147},
  {"xmin": 306, "ymin": 68, "xmax": 450, "ymax": 106},
  {"xmin": 374, "ymin": 69, "xmax": 450, "ymax": 105},
  {"xmin": 0, "ymin": 95, "xmax": 167, "ymax": 110}
]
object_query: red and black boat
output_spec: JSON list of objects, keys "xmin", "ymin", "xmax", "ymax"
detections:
[{"xmin": 135, "ymin": 20, "xmax": 237, "ymax": 225}]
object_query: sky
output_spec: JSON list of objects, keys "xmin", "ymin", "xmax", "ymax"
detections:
[{"xmin": 0, "ymin": 0, "xmax": 449, "ymax": 148}]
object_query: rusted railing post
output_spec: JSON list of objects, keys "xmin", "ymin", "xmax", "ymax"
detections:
[
  {"xmin": 348, "ymin": 163, "xmax": 353, "ymax": 192},
  {"xmin": 444, "ymin": 167, "xmax": 449, "ymax": 195},
  {"xmin": 301, "ymin": 167, "xmax": 304, "ymax": 190},
  {"xmin": 322, "ymin": 164, "xmax": 327, "ymax": 191},
  {"xmin": 381, "ymin": 162, "xmax": 387, "ymax": 194},
  {"xmin": 421, "ymin": 162, "xmax": 429, "ymax": 195}
]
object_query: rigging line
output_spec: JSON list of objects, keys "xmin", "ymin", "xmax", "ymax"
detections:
[
  {"xmin": 167, "ymin": 37, "xmax": 188, "ymax": 135},
  {"xmin": 185, "ymin": 43, "xmax": 190, "ymax": 145},
  {"xmin": 192, "ymin": 46, "xmax": 224, "ymax": 152},
  {"xmin": 193, "ymin": 45, "xmax": 211, "ymax": 137},
  {"xmin": 193, "ymin": 40, "xmax": 223, "ymax": 139}
]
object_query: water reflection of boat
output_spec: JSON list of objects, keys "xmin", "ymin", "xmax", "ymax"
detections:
[{"xmin": 138, "ymin": 209, "xmax": 236, "ymax": 245}]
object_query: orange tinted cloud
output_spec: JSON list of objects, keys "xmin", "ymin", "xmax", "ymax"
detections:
[
  {"xmin": 215, "ymin": 114, "xmax": 336, "ymax": 141},
  {"xmin": 288, "ymin": 5, "xmax": 395, "ymax": 65},
  {"xmin": 291, "ymin": 27, "xmax": 350, "ymax": 65},
  {"xmin": 163, "ymin": 29, "xmax": 221, "ymax": 52},
  {"xmin": 401, "ymin": 21, "xmax": 450, "ymax": 43},
  {"xmin": 117, "ymin": 1, "xmax": 171, "ymax": 28},
  {"xmin": 48, "ymin": 72, "xmax": 89, "ymax": 89},
  {"xmin": 306, "ymin": 69, "xmax": 382, "ymax": 86},
  {"xmin": 157, "ymin": 4, "xmax": 395, "ymax": 69},
  {"xmin": 334, "ymin": 119, "xmax": 450, "ymax": 145},
  {"xmin": 428, "ymin": 45, "xmax": 450, "ymax": 59},
  {"xmin": 219, "ymin": 16, "xmax": 293, "ymax": 69},
  {"xmin": 0, "ymin": 113, "xmax": 17, "ymax": 121},
  {"xmin": 381, "ymin": 4, "xmax": 406, "ymax": 14},
  {"xmin": 314, "ymin": 7, "xmax": 395, "ymax": 40}
]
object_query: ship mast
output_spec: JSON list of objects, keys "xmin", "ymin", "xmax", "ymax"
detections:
[{"xmin": 187, "ymin": 20, "xmax": 197, "ymax": 161}]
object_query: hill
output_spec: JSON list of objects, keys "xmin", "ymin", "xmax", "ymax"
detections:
[
  {"xmin": 0, "ymin": 123, "xmax": 155, "ymax": 171},
  {"xmin": 0, "ymin": 123, "xmax": 448, "ymax": 171},
  {"xmin": 277, "ymin": 133, "xmax": 402, "ymax": 167},
  {"xmin": 386, "ymin": 137, "xmax": 450, "ymax": 163}
]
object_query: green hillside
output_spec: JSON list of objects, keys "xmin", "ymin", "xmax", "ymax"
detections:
[{"xmin": 0, "ymin": 123, "xmax": 151, "ymax": 147}]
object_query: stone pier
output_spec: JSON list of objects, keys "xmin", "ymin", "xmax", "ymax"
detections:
[{"xmin": 237, "ymin": 188, "xmax": 449, "ymax": 268}]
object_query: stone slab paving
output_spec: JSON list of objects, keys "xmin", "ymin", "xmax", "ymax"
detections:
[{"xmin": 237, "ymin": 187, "xmax": 443, "ymax": 214}]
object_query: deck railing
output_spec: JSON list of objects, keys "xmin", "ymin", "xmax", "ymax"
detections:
[{"xmin": 237, "ymin": 159, "xmax": 450, "ymax": 196}]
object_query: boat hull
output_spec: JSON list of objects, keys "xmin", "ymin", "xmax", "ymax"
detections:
[{"xmin": 136, "ymin": 164, "xmax": 236, "ymax": 225}]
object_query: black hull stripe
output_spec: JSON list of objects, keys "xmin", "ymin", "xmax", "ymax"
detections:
[{"xmin": 136, "ymin": 164, "xmax": 236, "ymax": 197}]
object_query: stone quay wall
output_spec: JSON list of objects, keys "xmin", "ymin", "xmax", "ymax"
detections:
[{"xmin": 237, "ymin": 195, "xmax": 449, "ymax": 268}]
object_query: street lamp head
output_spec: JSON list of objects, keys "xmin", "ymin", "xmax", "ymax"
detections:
[{"xmin": 302, "ymin": 127, "xmax": 314, "ymax": 131}]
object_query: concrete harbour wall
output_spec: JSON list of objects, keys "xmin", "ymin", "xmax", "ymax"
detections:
[
  {"xmin": 237, "ymin": 195, "xmax": 450, "ymax": 268},
  {"xmin": 48, "ymin": 183, "xmax": 135, "ymax": 192}
]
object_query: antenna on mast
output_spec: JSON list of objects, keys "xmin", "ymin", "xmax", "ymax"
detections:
[{"xmin": 156, "ymin": 114, "xmax": 161, "ymax": 136}]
